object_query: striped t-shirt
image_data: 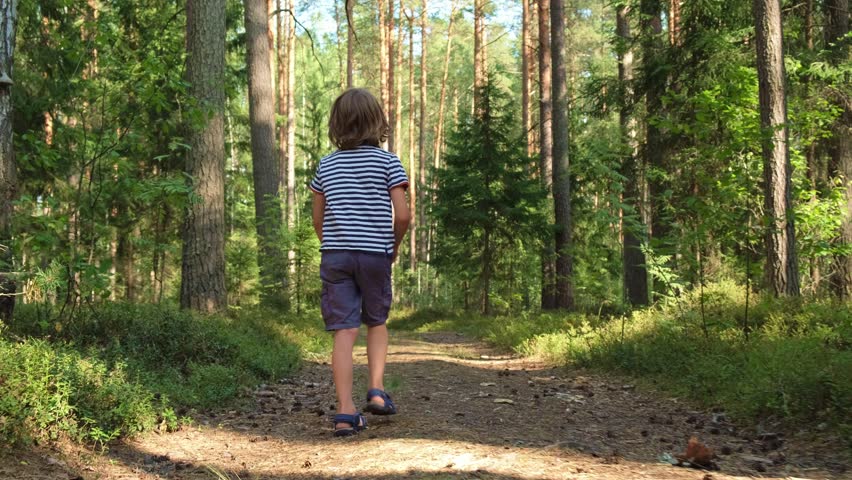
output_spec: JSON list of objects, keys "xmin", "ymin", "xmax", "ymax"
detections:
[{"xmin": 309, "ymin": 145, "xmax": 409, "ymax": 254}]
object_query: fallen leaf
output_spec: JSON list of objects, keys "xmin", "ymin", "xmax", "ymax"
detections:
[
  {"xmin": 493, "ymin": 398, "xmax": 514, "ymax": 404},
  {"xmin": 480, "ymin": 382, "xmax": 496, "ymax": 387},
  {"xmin": 676, "ymin": 437, "xmax": 716, "ymax": 469}
]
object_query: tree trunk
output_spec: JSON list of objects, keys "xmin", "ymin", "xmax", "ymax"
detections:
[
  {"xmin": 181, "ymin": 0, "xmax": 228, "ymax": 312},
  {"xmin": 805, "ymin": 0, "xmax": 814, "ymax": 50},
  {"xmin": 267, "ymin": 0, "xmax": 275, "ymax": 81},
  {"xmin": 640, "ymin": 0, "xmax": 668, "ymax": 282},
  {"xmin": 480, "ymin": 228, "xmax": 493, "ymax": 315},
  {"xmin": 286, "ymin": 0, "xmax": 296, "ymax": 231},
  {"xmin": 388, "ymin": 0, "xmax": 396, "ymax": 153},
  {"xmin": 379, "ymin": 0, "xmax": 388, "ymax": 133},
  {"xmin": 754, "ymin": 0, "xmax": 800, "ymax": 296},
  {"xmin": 618, "ymin": 4, "xmax": 649, "ymax": 307},
  {"xmin": 335, "ymin": 0, "xmax": 346, "ymax": 89},
  {"xmin": 0, "ymin": 0, "xmax": 17, "ymax": 321},
  {"xmin": 117, "ymin": 226, "xmax": 137, "ymax": 301},
  {"xmin": 245, "ymin": 0, "xmax": 284, "ymax": 305},
  {"xmin": 408, "ymin": 8, "xmax": 417, "ymax": 272},
  {"xmin": 538, "ymin": 0, "xmax": 556, "ymax": 310},
  {"xmin": 824, "ymin": 0, "xmax": 848, "ymax": 48},
  {"xmin": 825, "ymin": 0, "xmax": 851, "ymax": 299},
  {"xmin": 395, "ymin": 1, "xmax": 405, "ymax": 152},
  {"xmin": 473, "ymin": 0, "xmax": 486, "ymax": 110},
  {"xmin": 346, "ymin": 0, "xmax": 355, "ymax": 88},
  {"xmin": 433, "ymin": 2, "xmax": 456, "ymax": 174},
  {"xmin": 418, "ymin": 0, "xmax": 428, "ymax": 262},
  {"xmin": 551, "ymin": 0, "xmax": 574, "ymax": 309},
  {"xmin": 277, "ymin": 0, "xmax": 288, "ymax": 222},
  {"xmin": 802, "ymin": 0, "xmax": 821, "ymax": 291},
  {"xmin": 522, "ymin": 0, "xmax": 534, "ymax": 156},
  {"xmin": 668, "ymin": 0, "xmax": 681, "ymax": 45}
]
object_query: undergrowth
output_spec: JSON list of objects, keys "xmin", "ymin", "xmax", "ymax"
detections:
[
  {"xmin": 390, "ymin": 281, "xmax": 852, "ymax": 435},
  {"xmin": 0, "ymin": 303, "xmax": 330, "ymax": 446}
]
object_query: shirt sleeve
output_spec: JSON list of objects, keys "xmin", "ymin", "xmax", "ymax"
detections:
[
  {"xmin": 309, "ymin": 161, "xmax": 323, "ymax": 194},
  {"xmin": 387, "ymin": 155, "xmax": 409, "ymax": 190}
]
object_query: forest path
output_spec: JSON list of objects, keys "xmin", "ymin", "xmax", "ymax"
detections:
[{"xmin": 6, "ymin": 331, "xmax": 847, "ymax": 480}]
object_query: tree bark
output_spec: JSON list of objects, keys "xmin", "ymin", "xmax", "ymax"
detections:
[
  {"xmin": 277, "ymin": 0, "xmax": 288, "ymax": 221},
  {"xmin": 522, "ymin": 0, "xmax": 534, "ymax": 156},
  {"xmin": 379, "ymin": 0, "xmax": 388, "ymax": 133},
  {"xmin": 473, "ymin": 0, "xmax": 486, "ymax": 110},
  {"xmin": 640, "ymin": 0, "xmax": 669, "ymax": 276},
  {"xmin": 433, "ymin": 2, "xmax": 456, "ymax": 174},
  {"xmin": 668, "ymin": 0, "xmax": 681, "ymax": 45},
  {"xmin": 538, "ymin": 0, "xmax": 556, "ymax": 310},
  {"xmin": 618, "ymin": 4, "xmax": 649, "ymax": 306},
  {"xmin": 388, "ymin": 0, "xmax": 396, "ymax": 153},
  {"xmin": 286, "ymin": 0, "xmax": 296, "ymax": 231},
  {"xmin": 418, "ymin": 0, "xmax": 428, "ymax": 262},
  {"xmin": 267, "ymin": 0, "xmax": 275, "ymax": 81},
  {"xmin": 805, "ymin": 0, "xmax": 814, "ymax": 50},
  {"xmin": 346, "ymin": 0, "xmax": 355, "ymax": 88},
  {"xmin": 825, "ymin": 0, "xmax": 851, "ymax": 299},
  {"xmin": 395, "ymin": 1, "xmax": 405, "ymax": 152},
  {"xmin": 181, "ymin": 0, "xmax": 228, "ymax": 312},
  {"xmin": 824, "ymin": 0, "xmax": 849, "ymax": 49},
  {"xmin": 0, "ymin": 0, "xmax": 17, "ymax": 321},
  {"xmin": 245, "ymin": 0, "xmax": 285, "ymax": 304},
  {"xmin": 335, "ymin": 0, "xmax": 346, "ymax": 89},
  {"xmin": 754, "ymin": 0, "xmax": 800, "ymax": 296},
  {"xmin": 408, "ymin": 8, "xmax": 417, "ymax": 272},
  {"xmin": 551, "ymin": 0, "xmax": 574, "ymax": 309},
  {"xmin": 117, "ymin": 226, "xmax": 136, "ymax": 301}
]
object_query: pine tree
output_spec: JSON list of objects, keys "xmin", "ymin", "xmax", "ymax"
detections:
[
  {"xmin": 180, "ymin": 0, "xmax": 228, "ymax": 312},
  {"xmin": 245, "ymin": 0, "xmax": 285, "ymax": 305},
  {"xmin": 754, "ymin": 0, "xmax": 800, "ymax": 296},
  {"xmin": 433, "ymin": 79, "xmax": 546, "ymax": 315}
]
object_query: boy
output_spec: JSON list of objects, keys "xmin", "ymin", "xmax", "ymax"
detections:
[{"xmin": 309, "ymin": 88, "xmax": 410, "ymax": 437}]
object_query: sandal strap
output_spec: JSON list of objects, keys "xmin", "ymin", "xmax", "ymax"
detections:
[
  {"xmin": 366, "ymin": 388, "xmax": 396, "ymax": 409},
  {"xmin": 332, "ymin": 413, "xmax": 366, "ymax": 430}
]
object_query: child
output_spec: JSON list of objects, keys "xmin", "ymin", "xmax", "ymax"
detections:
[{"xmin": 309, "ymin": 88, "xmax": 411, "ymax": 437}]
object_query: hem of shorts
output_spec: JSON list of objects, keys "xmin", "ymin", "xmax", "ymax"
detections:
[
  {"xmin": 363, "ymin": 319, "xmax": 389, "ymax": 328},
  {"xmin": 325, "ymin": 323, "xmax": 361, "ymax": 332}
]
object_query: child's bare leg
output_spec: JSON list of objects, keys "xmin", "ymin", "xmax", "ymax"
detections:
[
  {"xmin": 366, "ymin": 324, "xmax": 388, "ymax": 406},
  {"xmin": 332, "ymin": 327, "xmax": 360, "ymax": 427}
]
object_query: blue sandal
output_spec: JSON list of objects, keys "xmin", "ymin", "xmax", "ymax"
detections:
[
  {"xmin": 364, "ymin": 388, "xmax": 398, "ymax": 415},
  {"xmin": 332, "ymin": 413, "xmax": 367, "ymax": 437}
]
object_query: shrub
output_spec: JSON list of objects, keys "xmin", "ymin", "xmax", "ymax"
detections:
[{"xmin": 1, "ymin": 303, "xmax": 328, "ymax": 446}]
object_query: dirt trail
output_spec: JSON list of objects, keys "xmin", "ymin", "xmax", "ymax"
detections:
[{"xmin": 3, "ymin": 331, "xmax": 849, "ymax": 480}]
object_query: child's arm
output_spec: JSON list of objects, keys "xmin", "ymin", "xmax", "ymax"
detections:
[
  {"xmin": 389, "ymin": 187, "xmax": 410, "ymax": 262},
  {"xmin": 312, "ymin": 192, "xmax": 325, "ymax": 242}
]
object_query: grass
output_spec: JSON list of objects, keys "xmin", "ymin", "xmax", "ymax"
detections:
[
  {"xmin": 389, "ymin": 281, "xmax": 852, "ymax": 436},
  {"xmin": 0, "ymin": 303, "xmax": 331, "ymax": 446}
]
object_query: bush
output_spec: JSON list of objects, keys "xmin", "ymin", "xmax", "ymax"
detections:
[{"xmin": 0, "ymin": 303, "xmax": 329, "ymax": 446}]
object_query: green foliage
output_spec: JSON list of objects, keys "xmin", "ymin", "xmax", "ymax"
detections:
[
  {"xmin": 0, "ymin": 303, "xmax": 328, "ymax": 446},
  {"xmin": 432, "ymin": 77, "xmax": 547, "ymax": 313}
]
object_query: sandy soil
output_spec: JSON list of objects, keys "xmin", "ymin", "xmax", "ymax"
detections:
[{"xmin": 2, "ymin": 331, "xmax": 849, "ymax": 480}]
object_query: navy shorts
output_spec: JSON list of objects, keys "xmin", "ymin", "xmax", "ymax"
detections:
[{"xmin": 320, "ymin": 250, "xmax": 393, "ymax": 331}]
